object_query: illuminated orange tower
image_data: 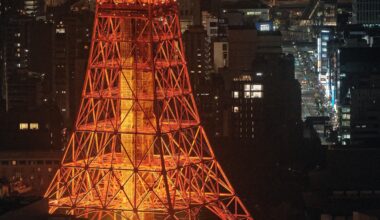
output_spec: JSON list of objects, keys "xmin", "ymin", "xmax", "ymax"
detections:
[{"xmin": 45, "ymin": 0, "xmax": 253, "ymax": 219}]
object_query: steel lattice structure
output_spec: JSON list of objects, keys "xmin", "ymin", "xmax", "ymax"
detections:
[{"xmin": 45, "ymin": 1, "xmax": 253, "ymax": 219}]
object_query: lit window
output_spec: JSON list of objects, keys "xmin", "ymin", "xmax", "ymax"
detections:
[
  {"xmin": 233, "ymin": 91, "xmax": 239, "ymax": 98},
  {"xmin": 244, "ymin": 84, "xmax": 251, "ymax": 91},
  {"xmin": 252, "ymin": 92, "xmax": 263, "ymax": 98},
  {"xmin": 62, "ymin": 108, "xmax": 66, "ymax": 112},
  {"xmin": 260, "ymin": 24, "xmax": 270, "ymax": 31},
  {"xmin": 233, "ymin": 106, "xmax": 239, "ymax": 113},
  {"xmin": 19, "ymin": 123, "xmax": 28, "ymax": 130},
  {"xmin": 342, "ymin": 114, "xmax": 350, "ymax": 120},
  {"xmin": 256, "ymin": 72, "xmax": 263, "ymax": 77},
  {"xmin": 342, "ymin": 107, "xmax": 350, "ymax": 113},
  {"xmin": 342, "ymin": 121, "xmax": 350, "ymax": 127},
  {"xmin": 251, "ymin": 84, "xmax": 263, "ymax": 91},
  {"xmin": 29, "ymin": 123, "xmax": 39, "ymax": 130},
  {"xmin": 12, "ymin": 160, "xmax": 17, "ymax": 166},
  {"xmin": 247, "ymin": 11, "xmax": 261, "ymax": 16},
  {"xmin": 244, "ymin": 92, "xmax": 251, "ymax": 99},
  {"xmin": 343, "ymin": 134, "xmax": 351, "ymax": 139},
  {"xmin": 56, "ymin": 28, "xmax": 65, "ymax": 34}
]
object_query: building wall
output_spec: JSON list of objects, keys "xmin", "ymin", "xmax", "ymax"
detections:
[
  {"xmin": 0, "ymin": 151, "xmax": 61, "ymax": 196},
  {"xmin": 45, "ymin": 0, "xmax": 67, "ymax": 7},
  {"xmin": 183, "ymin": 25, "xmax": 208, "ymax": 91},
  {"xmin": 229, "ymin": 54, "xmax": 301, "ymax": 142},
  {"xmin": 228, "ymin": 28, "xmax": 257, "ymax": 70},
  {"xmin": 178, "ymin": 0, "xmax": 201, "ymax": 32},
  {"xmin": 335, "ymin": 47, "xmax": 380, "ymax": 146},
  {"xmin": 353, "ymin": 0, "xmax": 380, "ymax": 25},
  {"xmin": 350, "ymin": 75, "xmax": 380, "ymax": 146},
  {"xmin": 50, "ymin": 12, "xmax": 92, "ymax": 126},
  {"xmin": 213, "ymin": 41, "xmax": 228, "ymax": 72}
]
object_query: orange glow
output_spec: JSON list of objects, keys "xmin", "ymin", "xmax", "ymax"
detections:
[{"xmin": 45, "ymin": 2, "xmax": 253, "ymax": 220}]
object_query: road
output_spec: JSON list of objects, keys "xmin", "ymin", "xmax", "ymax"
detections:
[{"xmin": 284, "ymin": 43, "xmax": 325, "ymax": 120}]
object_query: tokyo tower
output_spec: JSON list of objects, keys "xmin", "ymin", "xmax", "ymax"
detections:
[{"xmin": 45, "ymin": 0, "xmax": 253, "ymax": 219}]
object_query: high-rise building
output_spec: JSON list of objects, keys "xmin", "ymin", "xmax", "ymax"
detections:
[
  {"xmin": 333, "ymin": 47, "xmax": 380, "ymax": 146},
  {"xmin": 178, "ymin": 0, "xmax": 201, "ymax": 32},
  {"xmin": 322, "ymin": 0, "xmax": 337, "ymax": 26},
  {"xmin": 353, "ymin": 0, "xmax": 380, "ymax": 26},
  {"xmin": 0, "ymin": 151, "xmax": 61, "ymax": 196},
  {"xmin": 228, "ymin": 27, "xmax": 258, "ymax": 71},
  {"xmin": 183, "ymin": 25, "xmax": 224, "ymax": 139},
  {"xmin": 1, "ymin": 16, "xmax": 46, "ymax": 111},
  {"xmin": 318, "ymin": 28, "xmax": 333, "ymax": 102},
  {"xmin": 45, "ymin": 0, "xmax": 67, "ymax": 7},
  {"xmin": 50, "ymin": 13, "xmax": 92, "ymax": 126},
  {"xmin": 230, "ymin": 72, "xmax": 263, "ymax": 139},
  {"xmin": 202, "ymin": 11, "xmax": 221, "ymax": 38},
  {"xmin": 51, "ymin": 20, "xmax": 71, "ymax": 123},
  {"xmin": 1, "ymin": 2, "xmax": 92, "ymax": 125},
  {"xmin": 221, "ymin": 0, "xmax": 270, "ymax": 26},
  {"xmin": 24, "ymin": 0, "xmax": 45, "ymax": 17},
  {"xmin": 306, "ymin": 0, "xmax": 337, "ymax": 27},
  {"xmin": 213, "ymin": 40, "xmax": 229, "ymax": 72},
  {"xmin": 183, "ymin": 25, "xmax": 208, "ymax": 91},
  {"xmin": 229, "ymin": 54, "xmax": 301, "ymax": 142},
  {"xmin": 227, "ymin": 27, "xmax": 283, "ymax": 71}
]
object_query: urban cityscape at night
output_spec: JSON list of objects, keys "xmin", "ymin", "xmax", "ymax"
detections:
[{"xmin": 0, "ymin": 0, "xmax": 380, "ymax": 219}]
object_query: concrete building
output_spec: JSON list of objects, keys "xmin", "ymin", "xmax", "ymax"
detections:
[
  {"xmin": 178, "ymin": 0, "xmax": 201, "ymax": 32},
  {"xmin": 257, "ymin": 30, "xmax": 282, "ymax": 53},
  {"xmin": 183, "ymin": 25, "xmax": 208, "ymax": 91},
  {"xmin": 353, "ymin": 0, "xmax": 380, "ymax": 26},
  {"xmin": 227, "ymin": 27, "xmax": 283, "ymax": 71},
  {"xmin": 318, "ymin": 28, "xmax": 333, "ymax": 102},
  {"xmin": 227, "ymin": 27, "xmax": 258, "ymax": 71},
  {"xmin": 323, "ymin": 0, "xmax": 337, "ymax": 27},
  {"xmin": 305, "ymin": 149, "xmax": 380, "ymax": 219},
  {"xmin": 228, "ymin": 53, "xmax": 302, "ymax": 144},
  {"xmin": 221, "ymin": 0, "xmax": 270, "ymax": 26},
  {"xmin": 45, "ymin": 0, "xmax": 68, "ymax": 7},
  {"xmin": 1, "ymin": 16, "xmax": 42, "ymax": 111},
  {"xmin": 47, "ymin": 10, "xmax": 92, "ymax": 126},
  {"xmin": 213, "ymin": 40, "xmax": 229, "ymax": 72},
  {"xmin": 332, "ymin": 47, "xmax": 380, "ymax": 146},
  {"xmin": 202, "ymin": 11, "xmax": 224, "ymax": 38},
  {"xmin": 0, "ymin": 106, "xmax": 63, "ymax": 151},
  {"xmin": 0, "ymin": 151, "xmax": 61, "ymax": 196},
  {"xmin": 24, "ymin": 0, "xmax": 45, "ymax": 17}
]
